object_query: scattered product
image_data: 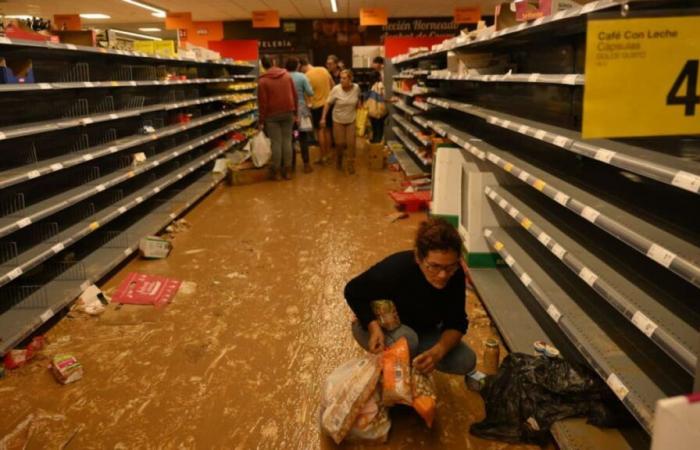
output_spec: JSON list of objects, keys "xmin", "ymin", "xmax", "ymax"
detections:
[
  {"xmin": 466, "ymin": 370, "xmax": 487, "ymax": 392},
  {"xmin": 111, "ymin": 272, "xmax": 182, "ymax": 307},
  {"xmin": 3, "ymin": 336, "xmax": 45, "ymax": 370},
  {"xmin": 132, "ymin": 152, "xmax": 147, "ymax": 166},
  {"xmin": 74, "ymin": 284, "xmax": 108, "ymax": 315},
  {"xmin": 139, "ymin": 236, "xmax": 172, "ymax": 259},
  {"xmin": 382, "ymin": 337, "xmax": 412, "ymax": 406},
  {"xmin": 51, "ymin": 354, "xmax": 83, "ymax": 385},
  {"xmin": 385, "ymin": 212, "xmax": 409, "ymax": 223}
]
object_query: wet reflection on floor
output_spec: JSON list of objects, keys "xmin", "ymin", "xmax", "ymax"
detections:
[{"xmin": 0, "ymin": 145, "xmax": 543, "ymax": 450}]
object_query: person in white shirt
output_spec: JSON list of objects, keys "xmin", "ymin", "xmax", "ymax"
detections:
[{"xmin": 320, "ymin": 69, "xmax": 362, "ymax": 175}]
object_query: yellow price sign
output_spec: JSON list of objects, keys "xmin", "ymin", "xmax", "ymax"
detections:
[{"xmin": 583, "ymin": 16, "xmax": 700, "ymax": 138}]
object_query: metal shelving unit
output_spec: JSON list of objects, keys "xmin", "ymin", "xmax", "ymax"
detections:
[
  {"xmin": 0, "ymin": 42, "xmax": 257, "ymax": 354},
  {"xmin": 388, "ymin": 0, "xmax": 698, "ymax": 447},
  {"xmin": 387, "ymin": 141, "xmax": 429, "ymax": 179},
  {"xmin": 392, "ymin": 114, "xmax": 431, "ymax": 147}
]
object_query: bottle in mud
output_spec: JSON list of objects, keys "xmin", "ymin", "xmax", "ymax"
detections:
[{"xmin": 483, "ymin": 338, "xmax": 500, "ymax": 375}]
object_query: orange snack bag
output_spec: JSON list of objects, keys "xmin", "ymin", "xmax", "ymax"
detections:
[
  {"xmin": 381, "ymin": 337, "xmax": 412, "ymax": 406},
  {"xmin": 412, "ymin": 369, "xmax": 437, "ymax": 427}
]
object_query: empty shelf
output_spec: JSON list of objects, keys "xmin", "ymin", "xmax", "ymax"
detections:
[{"xmin": 387, "ymin": 141, "xmax": 429, "ymax": 179}]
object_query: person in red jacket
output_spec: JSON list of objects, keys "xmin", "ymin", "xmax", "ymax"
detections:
[{"xmin": 258, "ymin": 56, "xmax": 298, "ymax": 180}]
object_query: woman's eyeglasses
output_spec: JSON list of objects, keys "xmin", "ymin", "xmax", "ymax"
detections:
[{"xmin": 422, "ymin": 260, "xmax": 460, "ymax": 275}]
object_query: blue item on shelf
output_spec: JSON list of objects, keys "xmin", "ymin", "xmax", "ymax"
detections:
[{"xmin": 0, "ymin": 58, "xmax": 35, "ymax": 84}]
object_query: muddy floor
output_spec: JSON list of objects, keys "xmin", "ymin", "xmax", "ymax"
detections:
[{"xmin": 1, "ymin": 144, "xmax": 544, "ymax": 450}]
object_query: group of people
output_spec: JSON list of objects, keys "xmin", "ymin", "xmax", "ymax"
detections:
[{"xmin": 257, "ymin": 54, "xmax": 387, "ymax": 180}]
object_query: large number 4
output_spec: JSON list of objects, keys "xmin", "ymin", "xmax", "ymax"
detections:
[{"xmin": 666, "ymin": 60, "xmax": 699, "ymax": 116}]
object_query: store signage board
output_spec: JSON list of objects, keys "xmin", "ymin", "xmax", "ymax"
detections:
[
  {"xmin": 252, "ymin": 10, "xmax": 280, "ymax": 28},
  {"xmin": 583, "ymin": 15, "xmax": 700, "ymax": 138},
  {"xmin": 360, "ymin": 8, "xmax": 388, "ymax": 26},
  {"xmin": 454, "ymin": 7, "xmax": 481, "ymax": 24}
]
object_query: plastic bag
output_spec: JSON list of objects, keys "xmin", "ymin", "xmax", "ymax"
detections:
[
  {"xmin": 381, "ymin": 337, "xmax": 412, "ymax": 406},
  {"xmin": 470, "ymin": 353, "xmax": 624, "ymax": 444},
  {"xmin": 412, "ymin": 370, "xmax": 437, "ymax": 427},
  {"xmin": 346, "ymin": 387, "xmax": 392, "ymax": 444},
  {"xmin": 371, "ymin": 299, "xmax": 401, "ymax": 331},
  {"xmin": 249, "ymin": 132, "xmax": 272, "ymax": 167},
  {"xmin": 299, "ymin": 105, "xmax": 313, "ymax": 132},
  {"xmin": 356, "ymin": 107, "xmax": 369, "ymax": 137},
  {"xmin": 321, "ymin": 354, "xmax": 382, "ymax": 444}
]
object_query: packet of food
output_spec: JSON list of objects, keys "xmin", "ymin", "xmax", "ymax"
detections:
[
  {"xmin": 51, "ymin": 354, "xmax": 83, "ymax": 385},
  {"xmin": 381, "ymin": 337, "xmax": 412, "ymax": 406},
  {"xmin": 371, "ymin": 300, "xmax": 401, "ymax": 331},
  {"xmin": 412, "ymin": 369, "xmax": 437, "ymax": 427},
  {"xmin": 347, "ymin": 388, "xmax": 391, "ymax": 444},
  {"xmin": 321, "ymin": 354, "xmax": 382, "ymax": 444}
]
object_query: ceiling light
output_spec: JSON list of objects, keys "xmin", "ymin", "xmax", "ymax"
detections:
[
  {"xmin": 3, "ymin": 15, "xmax": 34, "ymax": 20},
  {"xmin": 80, "ymin": 13, "xmax": 111, "ymax": 19},
  {"xmin": 138, "ymin": 27, "xmax": 161, "ymax": 32},
  {"xmin": 121, "ymin": 0, "xmax": 167, "ymax": 18},
  {"xmin": 330, "ymin": 0, "xmax": 338, "ymax": 14},
  {"xmin": 111, "ymin": 29, "xmax": 162, "ymax": 41}
]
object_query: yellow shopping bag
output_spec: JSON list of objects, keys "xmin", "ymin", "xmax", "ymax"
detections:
[{"xmin": 356, "ymin": 107, "xmax": 369, "ymax": 137}]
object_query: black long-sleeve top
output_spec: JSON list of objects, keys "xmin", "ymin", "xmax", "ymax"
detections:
[{"xmin": 344, "ymin": 251, "xmax": 468, "ymax": 334}]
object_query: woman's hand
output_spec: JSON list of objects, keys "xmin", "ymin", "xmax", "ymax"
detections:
[
  {"xmin": 413, "ymin": 343, "xmax": 446, "ymax": 374},
  {"xmin": 367, "ymin": 321, "xmax": 385, "ymax": 354}
]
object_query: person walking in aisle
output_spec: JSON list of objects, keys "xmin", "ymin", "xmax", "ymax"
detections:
[
  {"xmin": 320, "ymin": 69, "xmax": 361, "ymax": 175},
  {"xmin": 371, "ymin": 56, "xmax": 385, "ymax": 81},
  {"xmin": 326, "ymin": 54, "xmax": 342, "ymax": 84},
  {"xmin": 344, "ymin": 217, "xmax": 476, "ymax": 377},
  {"xmin": 285, "ymin": 57, "xmax": 315, "ymax": 173},
  {"xmin": 258, "ymin": 55, "xmax": 298, "ymax": 181},
  {"xmin": 300, "ymin": 58, "xmax": 334, "ymax": 165},
  {"xmin": 366, "ymin": 70, "xmax": 388, "ymax": 143}
]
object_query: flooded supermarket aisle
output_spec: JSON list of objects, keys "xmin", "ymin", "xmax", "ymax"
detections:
[{"xmin": 0, "ymin": 149, "xmax": 540, "ymax": 450}]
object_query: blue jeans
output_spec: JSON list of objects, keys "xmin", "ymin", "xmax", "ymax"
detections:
[
  {"xmin": 351, "ymin": 321, "xmax": 476, "ymax": 375},
  {"xmin": 264, "ymin": 112, "xmax": 294, "ymax": 169}
]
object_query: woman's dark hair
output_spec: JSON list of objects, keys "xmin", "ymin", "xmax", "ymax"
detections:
[
  {"xmin": 261, "ymin": 55, "xmax": 273, "ymax": 70},
  {"xmin": 415, "ymin": 218, "xmax": 463, "ymax": 260},
  {"xmin": 285, "ymin": 57, "xmax": 299, "ymax": 72},
  {"xmin": 372, "ymin": 56, "xmax": 384, "ymax": 65}
]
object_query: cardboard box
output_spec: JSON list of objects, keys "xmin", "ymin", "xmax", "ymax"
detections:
[
  {"xmin": 495, "ymin": 2, "xmax": 518, "ymax": 30},
  {"xmin": 228, "ymin": 167, "xmax": 272, "ymax": 186},
  {"xmin": 139, "ymin": 236, "xmax": 172, "ymax": 259},
  {"xmin": 56, "ymin": 30, "xmax": 96, "ymax": 47},
  {"xmin": 154, "ymin": 40, "xmax": 177, "ymax": 58},
  {"xmin": 132, "ymin": 40, "xmax": 155, "ymax": 54}
]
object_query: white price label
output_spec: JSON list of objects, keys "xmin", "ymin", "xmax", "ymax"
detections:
[
  {"xmin": 82, "ymin": 154, "xmax": 93, "ymax": 161},
  {"xmin": 498, "ymin": 199, "xmax": 508, "ymax": 209},
  {"xmin": 124, "ymin": 248, "xmax": 133, "ymax": 256},
  {"xmin": 528, "ymin": 73, "xmax": 540, "ymax": 82},
  {"xmin": 553, "ymin": 136, "xmax": 571, "ymax": 148},
  {"xmin": 484, "ymin": 229, "xmax": 493, "ymax": 238},
  {"xmin": 17, "ymin": 217, "xmax": 32, "ymax": 228},
  {"xmin": 40, "ymin": 309, "xmax": 53, "ymax": 323},
  {"xmin": 534, "ymin": 129, "xmax": 547, "ymax": 140},
  {"xmin": 552, "ymin": 244, "xmax": 567, "ymax": 260},
  {"xmin": 518, "ymin": 125, "xmax": 530, "ymax": 134},
  {"xmin": 118, "ymin": 206, "xmax": 127, "ymax": 214},
  {"xmin": 632, "ymin": 311, "xmax": 658, "ymax": 338},
  {"xmin": 554, "ymin": 192, "xmax": 570, "ymax": 206},
  {"xmin": 606, "ymin": 373, "xmax": 629, "ymax": 401},
  {"xmin": 562, "ymin": 74, "xmax": 578, "ymax": 85},
  {"xmin": 509, "ymin": 208, "xmax": 519, "ymax": 218},
  {"xmin": 0, "ymin": 131, "xmax": 6, "ymax": 140},
  {"xmin": 7, "ymin": 267, "xmax": 23, "ymax": 280},
  {"xmin": 0, "ymin": 37, "xmax": 11, "ymax": 44},
  {"xmin": 27, "ymin": 170, "xmax": 41, "ymax": 179},
  {"xmin": 135, "ymin": 196, "xmax": 143, "ymax": 203},
  {"xmin": 110, "ymin": 114, "xmax": 119, "ymax": 120},
  {"xmin": 487, "ymin": 154, "xmax": 501, "ymax": 164},
  {"xmin": 170, "ymin": 213, "xmax": 177, "ymax": 219},
  {"xmin": 50, "ymin": 163, "xmax": 63, "ymax": 171},
  {"xmin": 51, "ymin": 243, "xmax": 65, "ymax": 253},
  {"xmin": 646, "ymin": 244, "xmax": 676, "ymax": 268},
  {"xmin": 39, "ymin": 83, "xmax": 51, "ymax": 90},
  {"xmin": 538, "ymin": 233, "xmax": 552, "ymax": 246},
  {"xmin": 518, "ymin": 171, "xmax": 529, "ymax": 182},
  {"xmin": 108, "ymin": 146, "xmax": 118, "ymax": 153},
  {"xmin": 501, "ymin": 120, "xmax": 512, "ymax": 129},
  {"xmin": 579, "ymin": 267, "xmax": 599, "ymax": 286},
  {"xmin": 153, "ymin": 187, "xmax": 161, "ymax": 193},
  {"xmin": 581, "ymin": 206, "xmax": 601, "ymax": 223},
  {"xmin": 553, "ymin": 11, "xmax": 566, "ymax": 20},
  {"xmin": 671, "ymin": 171, "xmax": 700, "ymax": 193},
  {"xmin": 66, "ymin": 44, "xmax": 77, "ymax": 50},
  {"xmin": 82, "ymin": 118, "xmax": 94, "ymax": 125},
  {"xmin": 505, "ymin": 255, "xmax": 515, "ymax": 267},
  {"xmin": 96, "ymin": 184, "xmax": 106, "ymax": 192},
  {"xmin": 85, "ymin": 82, "xmax": 94, "ymax": 87},
  {"xmin": 520, "ymin": 273, "xmax": 532, "ymax": 287},
  {"xmin": 547, "ymin": 304, "xmax": 562, "ymax": 322},
  {"xmin": 594, "ymin": 149, "xmax": 616, "ymax": 164}
]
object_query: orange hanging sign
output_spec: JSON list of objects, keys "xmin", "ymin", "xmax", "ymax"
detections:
[
  {"xmin": 360, "ymin": 8, "xmax": 388, "ymax": 26},
  {"xmin": 454, "ymin": 7, "xmax": 481, "ymax": 24},
  {"xmin": 53, "ymin": 15, "xmax": 82, "ymax": 31},
  {"xmin": 252, "ymin": 10, "xmax": 280, "ymax": 28},
  {"xmin": 165, "ymin": 12, "xmax": 192, "ymax": 30}
]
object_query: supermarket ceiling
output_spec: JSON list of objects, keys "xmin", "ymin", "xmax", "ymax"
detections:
[{"xmin": 0, "ymin": 1, "xmax": 502, "ymax": 22}]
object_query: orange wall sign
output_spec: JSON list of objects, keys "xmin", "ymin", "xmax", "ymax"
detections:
[
  {"xmin": 188, "ymin": 21, "xmax": 224, "ymax": 48},
  {"xmin": 53, "ymin": 14, "xmax": 81, "ymax": 31},
  {"xmin": 165, "ymin": 12, "xmax": 193, "ymax": 30},
  {"xmin": 360, "ymin": 8, "xmax": 388, "ymax": 26},
  {"xmin": 252, "ymin": 10, "xmax": 280, "ymax": 28},
  {"xmin": 454, "ymin": 7, "xmax": 481, "ymax": 24}
]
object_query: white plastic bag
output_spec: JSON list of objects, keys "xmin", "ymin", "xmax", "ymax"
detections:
[
  {"xmin": 250, "ymin": 132, "xmax": 272, "ymax": 168},
  {"xmin": 346, "ymin": 387, "xmax": 392, "ymax": 444},
  {"xmin": 320, "ymin": 354, "xmax": 382, "ymax": 444}
]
